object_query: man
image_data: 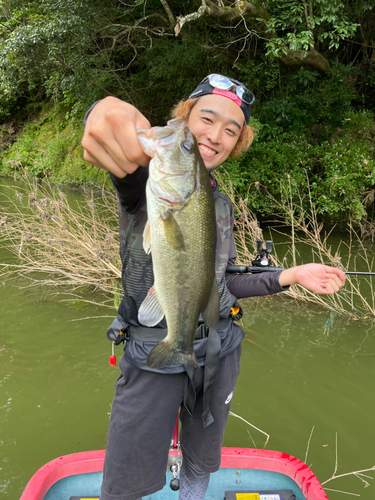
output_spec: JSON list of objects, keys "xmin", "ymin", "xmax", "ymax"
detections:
[{"xmin": 82, "ymin": 74, "xmax": 345, "ymax": 500}]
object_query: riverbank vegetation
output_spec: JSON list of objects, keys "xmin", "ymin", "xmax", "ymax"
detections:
[
  {"xmin": 1, "ymin": 0, "xmax": 375, "ymax": 318},
  {"xmin": 1, "ymin": 0, "xmax": 375, "ymax": 226},
  {"xmin": 0, "ymin": 181, "xmax": 122, "ymax": 309},
  {"xmin": 2, "ymin": 179, "xmax": 375, "ymax": 320}
]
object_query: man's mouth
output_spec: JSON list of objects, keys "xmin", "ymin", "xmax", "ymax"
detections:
[{"xmin": 199, "ymin": 144, "xmax": 218, "ymax": 157}]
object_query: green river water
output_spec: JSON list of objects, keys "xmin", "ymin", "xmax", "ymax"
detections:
[{"xmin": 1, "ymin": 180, "xmax": 375, "ymax": 499}]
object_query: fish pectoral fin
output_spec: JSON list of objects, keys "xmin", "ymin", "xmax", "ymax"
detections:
[
  {"xmin": 138, "ymin": 286, "xmax": 164, "ymax": 326},
  {"xmin": 162, "ymin": 212, "xmax": 185, "ymax": 251},
  {"xmin": 143, "ymin": 220, "xmax": 151, "ymax": 254},
  {"xmin": 202, "ymin": 278, "xmax": 220, "ymax": 329}
]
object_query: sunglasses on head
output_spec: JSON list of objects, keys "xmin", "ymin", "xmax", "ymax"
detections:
[{"xmin": 202, "ymin": 74, "xmax": 255, "ymax": 105}]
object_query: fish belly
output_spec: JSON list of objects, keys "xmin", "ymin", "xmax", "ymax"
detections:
[{"xmin": 147, "ymin": 186, "xmax": 216, "ymax": 369}]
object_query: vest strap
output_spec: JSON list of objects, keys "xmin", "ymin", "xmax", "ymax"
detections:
[
  {"xmin": 125, "ymin": 318, "xmax": 231, "ymax": 427},
  {"xmin": 201, "ymin": 327, "xmax": 221, "ymax": 428},
  {"xmin": 126, "ymin": 318, "xmax": 229, "ymax": 342}
]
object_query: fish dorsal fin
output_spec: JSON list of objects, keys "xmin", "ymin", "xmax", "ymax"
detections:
[
  {"xmin": 202, "ymin": 278, "xmax": 220, "ymax": 328},
  {"xmin": 162, "ymin": 212, "xmax": 185, "ymax": 251},
  {"xmin": 138, "ymin": 286, "xmax": 164, "ymax": 326},
  {"xmin": 143, "ymin": 220, "xmax": 151, "ymax": 254}
]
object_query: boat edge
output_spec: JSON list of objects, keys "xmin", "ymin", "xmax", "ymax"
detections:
[{"xmin": 20, "ymin": 448, "xmax": 328, "ymax": 500}]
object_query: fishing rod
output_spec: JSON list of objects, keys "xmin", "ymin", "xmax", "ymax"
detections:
[{"xmin": 226, "ymin": 239, "xmax": 375, "ymax": 276}]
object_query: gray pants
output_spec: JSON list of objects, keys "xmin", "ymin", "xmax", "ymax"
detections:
[{"xmin": 100, "ymin": 344, "xmax": 242, "ymax": 500}]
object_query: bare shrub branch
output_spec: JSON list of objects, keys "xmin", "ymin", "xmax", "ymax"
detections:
[
  {"xmin": 321, "ymin": 433, "xmax": 375, "ymax": 494},
  {"xmin": 2, "ymin": 174, "xmax": 375, "ymax": 320},
  {"xmin": 215, "ymin": 171, "xmax": 375, "ymax": 319},
  {"xmin": 0, "ymin": 181, "xmax": 122, "ymax": 309}
]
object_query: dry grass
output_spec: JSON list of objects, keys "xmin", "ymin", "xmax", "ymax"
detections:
[
  {"xmin": 216, "ymin": 172, "xmax": 375, "ymax": 319},
  {"xmin": 0, "ymin": 180, "xmax": 122, "ymax": 310},
  {"xmin": 2, "ymin": 175, "xmax": 375, "ymax": 319}
]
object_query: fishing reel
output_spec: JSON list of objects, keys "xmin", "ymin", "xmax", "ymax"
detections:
[
  {"xmin": 252, "ymin": 239, "xmax": 276, "ymax": 267},
  {"xmin": 226, "ymin": 238, "xmax": 284, "ymax": 274}
]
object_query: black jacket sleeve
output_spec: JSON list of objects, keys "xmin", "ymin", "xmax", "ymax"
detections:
[
  {"xmin": 83, "ymin": 100, "xmax": 102, "ymax": 127},
  {"xmin": 225, "ymin": 270, "xmax": 288, "ymax": 299},
  {"xmin": 109, "ymin": 168, "xmax": 149, "ymax": 214}
]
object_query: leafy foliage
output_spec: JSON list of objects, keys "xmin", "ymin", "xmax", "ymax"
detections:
[
  {"xmin": 1, "ymin": 0, "xmax": 375, "ymax": 225},
  {"xmin": 221, "ymin": 104, "xmax": 375, "ymax": 224},
  {"xmin": 0, "ymin": 102, "xmax": 110, "ymax": 187},
  {"xmin": 264, "ymin": 0, "xmax": 360, "ymax": 56},
  {"xmin": 0, "ymin": 0, "xmax": 113, "ymax": 120}
]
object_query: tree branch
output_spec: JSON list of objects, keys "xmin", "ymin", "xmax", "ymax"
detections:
[
  {"xmin": 159, "ymin": 0, "xmax": 175, "ymax": 26},
  {"xmin": 175, "ymin": 0, "xmax": 331, "ymax": 73},
  {"xmin": 175, "ymin": 0, "xmax": 269, "ymax": 30},
  {"xmin": 304, "ymin": 0, "xmax": 315, "ymax": 42},
  {"xmin": 175, "ymin": 0, "xmax": 209, "ymax": 36},
  {"xmin": 280, "ymin": 47, "xmax": 331, "ymax": 74}
]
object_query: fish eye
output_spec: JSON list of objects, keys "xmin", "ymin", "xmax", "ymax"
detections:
[{"xmin": 181, "ymin": 141, "xmax": 194, "ymax": 154}]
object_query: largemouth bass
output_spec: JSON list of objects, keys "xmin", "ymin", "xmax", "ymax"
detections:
[{"xmin": 137, "ymin": 117, "xmax": 219, "ymax": 369}]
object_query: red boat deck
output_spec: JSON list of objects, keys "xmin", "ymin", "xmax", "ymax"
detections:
[{"xmin": 20, "ymin": 447, "xmax": 328, "ymax": 500}]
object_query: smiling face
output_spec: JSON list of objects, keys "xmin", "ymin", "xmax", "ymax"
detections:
[{"xmin": 187, "ymin": 94, "xmax": 245, "ymax": 172}]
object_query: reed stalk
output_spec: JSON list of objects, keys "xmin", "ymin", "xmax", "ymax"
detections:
[
  {"xmin": 216, "ymin": 171, "xmax": 375, "ymax": 319},
  {"xmin": 2, "ymin": 176, "xmax": 375, "ymax": 319},
  {"xmin": 0, "ymin": 181, "xmax": 122, "ymax": 309}
]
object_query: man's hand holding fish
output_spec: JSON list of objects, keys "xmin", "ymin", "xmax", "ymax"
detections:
[{"xmin": 82, "ymin": 96, "xmax": 151, "ymax": 177}]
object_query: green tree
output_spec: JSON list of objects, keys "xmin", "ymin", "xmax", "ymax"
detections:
[
  {"xmin": 1, "ymin": 0, "xmax": 375, "ymax": 224},
  {"xmin": 0, "ymin": 0, "xmax": 113, "ymax": 120},
  {"xmin": 0, "ymin": 0, "xmax": 367, "ymax": 123}
]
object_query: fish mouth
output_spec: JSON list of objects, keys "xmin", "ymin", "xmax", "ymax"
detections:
[{"xmin": 198, "ymin": 143, "xmax": 218, "ymax": 157}]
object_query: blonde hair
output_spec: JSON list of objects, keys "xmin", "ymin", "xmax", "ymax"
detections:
[{"xmin": 171, "ymin": 98, "xmax": 254, "ymax": 158}]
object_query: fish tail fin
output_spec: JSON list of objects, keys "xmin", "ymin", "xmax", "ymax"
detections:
[{"xmin": 147, "ymin": 341, "xmax": 198, "ymax": 369}]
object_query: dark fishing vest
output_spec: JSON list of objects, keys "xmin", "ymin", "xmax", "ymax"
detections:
[{"xmin": 107, "ymin": 180, "xmax": 244, "ymax": 426}]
